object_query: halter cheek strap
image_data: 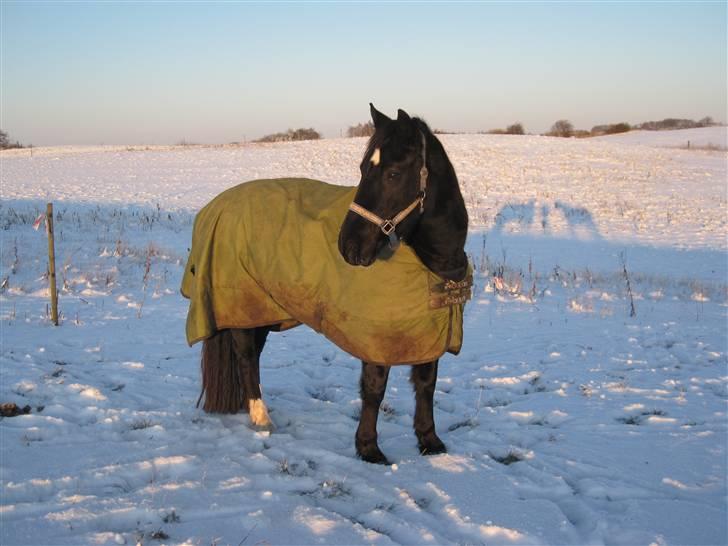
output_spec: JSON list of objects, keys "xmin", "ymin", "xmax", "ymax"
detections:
[{"xmin": 348, "ymin": 132, "xmax": 429, "ymax": 249}]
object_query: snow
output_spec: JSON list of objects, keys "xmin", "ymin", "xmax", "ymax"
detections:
[
  {"xmin": 1, "ymin": 131, "xmax": 726, "ymax": 545},
  {"xmin": 593, "ymin": 126, "xmax": 727, "ymax": 150}
]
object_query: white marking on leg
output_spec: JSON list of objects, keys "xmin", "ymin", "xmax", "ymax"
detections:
[
  {"xmin": 249, "ymin": 398, "xmax": 273, "ymax": 428},
  {"xmin": 370, "ymin": 147, "xmax": 381, "ymax": 166}
]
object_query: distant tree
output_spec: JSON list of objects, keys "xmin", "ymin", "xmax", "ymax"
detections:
[
  {"xmin": 609, "ymin": 123, "xmax": 630, "ymax": 134},
  {"xmin": 659, "ymin": 119, "xmax": 681, "ymax": 130},
  {"xmin": 550, "ymin": 120, "xmax": 574, "ymax": 138},
  {"xmin": 346, "ymin": 122, "xmax": 375, "ymax": 138},
  {"xmin": 290, "ymin": 128, "xmax": 321, "ymax": 141},
  {"xmin": 256, "ymin": 128, "xmax": 321, "ymax": 143},
  {"xmin": 0, "ymin": 129, "xmax": 23, "ymax": 149},
  {"xmin": 636, "ymin": 118, "xmax": 717, "ymax": 131},
  {"xmin": 505, "ymin": 123, "xmax": 525, "ymax": 135},
  {"xmin": 591, "ymin": 122, "xmax": 631, "ymax": 136}
]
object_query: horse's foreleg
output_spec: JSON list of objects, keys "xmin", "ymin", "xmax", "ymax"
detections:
[
  {"xmin": 356, "ymin": 362, "xmax": 390, "ymax": 464},
  {"xmin": 410, "ymin": 360, "xmax": 446, "ymax": 455},
  {"xmin": 231, "ymin": 328, "xmax": 273, "ymax": 429}
]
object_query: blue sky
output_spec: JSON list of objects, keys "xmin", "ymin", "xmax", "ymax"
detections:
[{"xmin": 2, "ymin": 1, "xmax": 726, "ymax": 145}]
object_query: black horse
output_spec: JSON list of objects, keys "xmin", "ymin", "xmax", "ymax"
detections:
[{"xmin": 199, "ymin": 105, "xmax": 469, "ymax": 464}]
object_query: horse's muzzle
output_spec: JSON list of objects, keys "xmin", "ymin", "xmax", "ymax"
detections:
[
  {"xmin": 339, "ymin": 238, "xmax": 377, "ymax": 267},
  {"xmin": 338, "ymin": 217, "xmax": 382, "ymax": 267}
]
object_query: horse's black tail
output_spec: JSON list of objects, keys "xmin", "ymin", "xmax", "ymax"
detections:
[{"xmin": 199, "ymin": 329, "xmax": 249, "ymax": 413}]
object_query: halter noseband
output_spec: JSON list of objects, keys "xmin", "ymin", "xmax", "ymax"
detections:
[{"xmin": 348, "ymin": 132, "xmax": 428, "ymax": 249}]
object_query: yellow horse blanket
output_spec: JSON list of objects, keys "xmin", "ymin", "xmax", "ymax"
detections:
[{"xmin": 181, "ymin": 178, "xmax": 471, "ymax": 365}]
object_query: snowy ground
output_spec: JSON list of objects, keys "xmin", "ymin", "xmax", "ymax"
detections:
[
  {"xmin": 592, "ymin": 127, "xmax": 727, "ymax": 151},
  {"xmin": 1, "ymin": 129, "xmax": 726, "ymax": 545}
]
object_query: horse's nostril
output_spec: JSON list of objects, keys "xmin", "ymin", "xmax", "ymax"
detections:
[
  {"xmin": 340, "ymin": 232, "xmax": 381, "ymax": 267},
  {"xmin": 343, "ymin": 241, "xmax": 360, "ymax": 265}
]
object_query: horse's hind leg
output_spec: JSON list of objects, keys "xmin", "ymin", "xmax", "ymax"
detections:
[
  {"xmin": 231, "ymin": 327, "xmax": 273, "ymax": 429},
  {"xmin": 251, "ymin": 326, "xmax": 274, "ymax": 429},
  {"xmin": 410, "ymin": 360, "xmax": 446, "ymax": 455},
  {"xmin": 356, "ymin": 362, "xmax": 390, "ymax": 464}
]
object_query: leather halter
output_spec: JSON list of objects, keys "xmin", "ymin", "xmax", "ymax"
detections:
[{"xmin": 348, "ymin": 132, "xmax": 428, "ymax": 249}]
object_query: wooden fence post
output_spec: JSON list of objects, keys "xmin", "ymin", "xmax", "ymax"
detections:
[{"xmin": 46, "ymin": 203, "xmax": 59, "ymax": 325}]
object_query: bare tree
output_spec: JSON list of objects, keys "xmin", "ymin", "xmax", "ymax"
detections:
[
  {"xmin": 506, "ymin": 123, "xmax": 525, "ymax": 135},
  {"xmin": 255, "ymin": 128, "xmax": 321, "ymax": 143},
  {"xmin": 346, "ymin": 122, "xmax": 375, "ymax": 138},
  {"xmin": 0, "ymin": 129, "xmax": 23, "ymax": 149},
  {"xmin": 550, "ymin": 120, "xmax": 574, "ymax": 138}
]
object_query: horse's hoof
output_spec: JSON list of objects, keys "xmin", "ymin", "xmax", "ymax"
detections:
[
  {"xmin": 357, "ymin": 445, "xmax": 390, "ymax": 465},
  {"xmin": 361, "ymin": 452, "xmax": 391, "ymax": 465},
  {"xmin": 418, "ymin": 437, "xmax": 447, "ymax": 456},
  {"xmin": 252, "ymin": 421, "xmax": 275, "ymax": 433}
]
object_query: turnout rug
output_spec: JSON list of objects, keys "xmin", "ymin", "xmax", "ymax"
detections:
[{"xmin": 181, "ymin": 178, "xmax": 471, "ymax": 365}]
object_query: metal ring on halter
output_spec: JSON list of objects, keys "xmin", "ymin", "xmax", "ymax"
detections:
[{"xmin": 380, "ymin": 220, "xmax": 396, "ymax": 235}]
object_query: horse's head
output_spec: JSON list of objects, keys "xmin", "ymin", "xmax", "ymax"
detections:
[{"xmin": 338, "ymin": 104, "xmax": 429, "ymax": 266}]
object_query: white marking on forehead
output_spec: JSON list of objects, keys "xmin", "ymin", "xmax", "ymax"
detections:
[{"xmin": 370, "ymin": 147, "xmax": 381, "ymax": 166}]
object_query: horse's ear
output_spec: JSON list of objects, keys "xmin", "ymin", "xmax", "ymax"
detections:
[
  {"xmin": 397, "ymin": 109, "xmax": 411, "ymax": 122},
  {"xmin": 370, "ymin": 103, "xmax": 391, "ymax": 129}
]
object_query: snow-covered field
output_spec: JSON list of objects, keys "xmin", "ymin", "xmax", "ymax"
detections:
[
  {"xmin": 592, "ymin": 127, "xmax": 727, "ymax": 151},
  {"xmin": 1, "ymin": 129, "xmax": 726, "ymax": 545}
]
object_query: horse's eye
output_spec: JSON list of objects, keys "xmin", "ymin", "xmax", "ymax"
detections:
[{"xmin": 387, "ymin": 170, "xmax": 401, "ymax": 180}]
